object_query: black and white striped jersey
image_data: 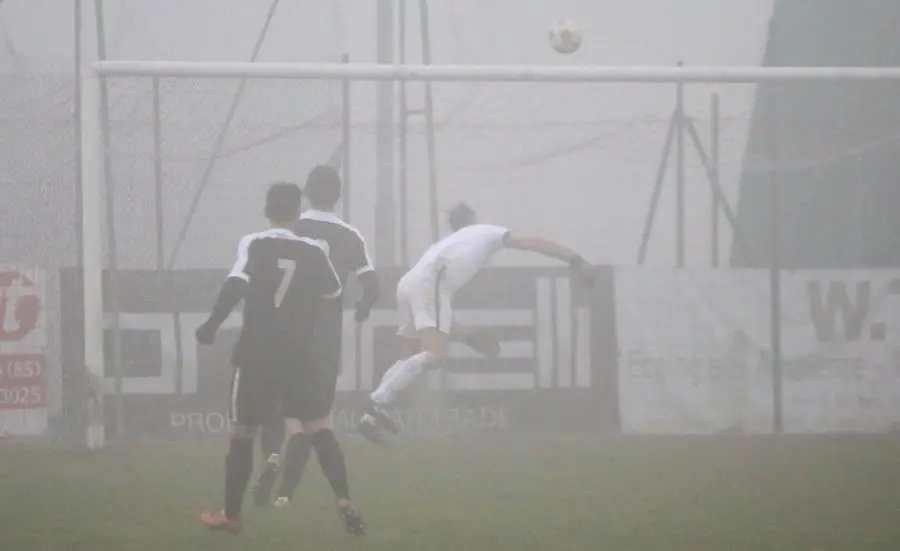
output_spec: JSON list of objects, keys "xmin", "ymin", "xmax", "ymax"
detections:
[
  {"xmin": 228, "ymin": 227, "xmax": 341, "ymax": 365},
  {"xmin": 293, "ymin": 209, "xmax": 374, "ymax": 289}
]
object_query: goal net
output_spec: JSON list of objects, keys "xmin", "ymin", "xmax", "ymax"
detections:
[{"xmin": 38, "ymin": 61, "xmax": 900, "ymax": 444}]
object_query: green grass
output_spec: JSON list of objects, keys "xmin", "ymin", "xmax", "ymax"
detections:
[{"xmin": 2, "ymin": 434, "xmax": 900, "ymax": 550}]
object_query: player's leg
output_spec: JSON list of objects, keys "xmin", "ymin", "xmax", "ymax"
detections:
[
  {"xmin": 280, "ymin": 364, "xmax": 366, "ymax": 536},
  {"xmin": 362, "ymin": 293, "xmax": 451, "ymax": 439},
  {"xmin": 370, "ymin": 326, "xmax": 447, "ymax": 406},
  {"xmin": 358, "ymin": 286, "xmax": 419, "ymax": 439},
  {"xmin": 259, "ymin": 417, "xmax": 285, "ymax": 462},
  {"xmin": 272, "ymin": 416, "xmax": 313, "ymax": 507},
  {"xmin": 450, "ymin": 322, "xmax": 500, "ymax": 358},
  {"xmin": 358, "ymin": 336, "xmax": 419, "ymax": 441},
  {"xmin": 274, "ymin": 315, "xmax": 344, "ymax": 505},
  {"xmin": 251, "ymin": 413, "xmax": 285, "ymax": 506},
  {"xmin": 370, "ymin": 286, "xmax": 450, "ymax": 407},
  {"xmin": 201, "ymin": 366, "xmax": 266, "ymax": 533},
  {"xmin": 303, "ymin": 417, "xmax": 366, "ymax": 536}
]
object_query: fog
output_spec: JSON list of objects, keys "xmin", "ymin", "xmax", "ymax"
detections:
[
  {"xmin": 0, "ymin": 0, "xmax": 773, "ymax": 270},
  {"xmin": 12, "ymin": 3, "xmax": 900, "ymax": 550}
]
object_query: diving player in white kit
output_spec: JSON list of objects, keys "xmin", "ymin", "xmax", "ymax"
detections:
[{"xmin": 358, "ymin": 202, "xmax": 593, "ymax": 443}]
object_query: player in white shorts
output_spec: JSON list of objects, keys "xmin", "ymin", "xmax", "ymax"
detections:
[{"xmin": 358, "ymin": 202, "xmax": 593, "ymax": 443}]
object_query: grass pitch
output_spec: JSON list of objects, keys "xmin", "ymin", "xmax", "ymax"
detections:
[{"xmin": 2, "ymin": 434, "xmax": 900, "ymax": 550}]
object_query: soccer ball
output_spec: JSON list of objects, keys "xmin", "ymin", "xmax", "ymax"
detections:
[{"xmin": 549, "ymin": 20, "xmax": 582, "ymax": 54}]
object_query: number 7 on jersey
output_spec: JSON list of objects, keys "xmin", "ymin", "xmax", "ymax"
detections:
[{"xmin": 275, "ymin": 258, "xmax": 297, "ymax": 307}]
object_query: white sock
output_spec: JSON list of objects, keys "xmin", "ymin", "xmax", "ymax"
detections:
[
  {"xmin": 370, "ymin": 352, "xmax": 436, "ymax": 405},
  {"xmin": 375, "ymin": 360, "xmax": 408, "ymax": 396}
]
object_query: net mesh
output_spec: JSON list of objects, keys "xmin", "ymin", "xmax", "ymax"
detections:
[
  {"xmin": 103, "ymin": 77, "xmax": 344, "ymax": 270},
  {"xmin": 7, "ymin": 64, "xmax": 900, "ymax": 440}
]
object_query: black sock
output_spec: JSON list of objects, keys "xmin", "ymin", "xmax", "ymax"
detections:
[
  {"xmin": 260, "ymin": 419, "xmax": 285, "ymax": 461},
  {"xmin": 224, "ymin": 437, "xmax": 254, "ymax": 519},
  {"xmin": 275, "ymin": 432, "xmax": 313, "ymax": 500},
  {"xmin": 311, "ymin": 429, "xmax": 350, "ymax": 500}
]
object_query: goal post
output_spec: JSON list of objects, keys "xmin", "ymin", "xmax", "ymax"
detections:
[
  {"xmin": 75, "ymin": 61, "xmax": 900, "ymax": 441},
  {"xmin": 93, "ymin": 60, "xmax": 900, "ymax": 82},
  {"xmin": 79, "ymin": 64, "xmax": 106, "ymax": 449}
]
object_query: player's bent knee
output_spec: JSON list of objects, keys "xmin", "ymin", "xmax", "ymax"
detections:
[
  {"xmin": 310, "ymin": 427, "xmax": 338, "ymax": 446},
  {"xmin": 284, "ymin": 417, "xmax": 305, "ymax": 436},
  {"xmin": 231, "ymin": 424, "xmax": 256, "ymax": 439},
  {"xmin": 301, "ymin": 417, "xmax": 331, "ymax": 434},
  {"xmin": 418, "ymin": 329, "xmax": 448, "ymax": 358}
]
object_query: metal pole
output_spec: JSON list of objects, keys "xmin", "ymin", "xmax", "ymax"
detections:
[
  {"xmin": 79, "ymin": 65, "xmax": 107, "ymax": 449},
  {"xmin": 73, "ymin": 0, "xmax": 85, "ymax": 444},
  {"xmin": 769, "ymin": 85, "xmax": 783, "ymax": 434},
  {"xmin": 710, "ymin": 94, "xmax": 720, "ymax": 267},
  {"xmin": 397, "ymin": 0, "xmax": 409, "ymax": 266},
  {"xmin": 74, "ymin": 0, "xmax": 83, "ymax": 271},
  {"xmin": 166, "ymin": 0, "xmax": 283, "ymax": 269},
  {"xmin": 374, "ymin": 0, "xmax": 396, "ymax": 265},
  {"xmin": 94, "ymin": 0, "xmax": 124, "ymax": 440},
  {"xmin": 152, "ymin": 77, "xmax": 165, "ymax": 270},
  {"xmin": 420, "ymin": 0, "xmax": 440, "ymax": 243},
  {"xmin": 340, "ymin": 53, "xmax": 352, "ymax": 223},
  {"xmin": 637, "ymin": 114, "xmax": 676, "ymax": 265},
  {"xmin": 682, "ymin": 119, "xmax": 756, "ymax": 266},
  {"xmin": 675, "ymin": 61, "xmax": 685, "ymax": 267}
]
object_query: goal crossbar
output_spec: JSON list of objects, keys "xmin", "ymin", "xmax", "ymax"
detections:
[{"xmin": 94, "ymin": 61, "xmax": 900, "ymax": 83}]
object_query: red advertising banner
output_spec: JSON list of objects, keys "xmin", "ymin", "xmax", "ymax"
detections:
[
  {"xmin": 0, "ymin": 268, "xmax": 49, "ymax": 435},
  {"xmin": 0, "ymin": 354, "xmax": 46, "ymax": 410}
]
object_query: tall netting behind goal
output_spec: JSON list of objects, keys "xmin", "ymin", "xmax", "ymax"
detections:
[
  {"xmin": 103, "ymin": 76, "xmax": 344, "ymax": 271},
  {"xmin": 73, "ymin": 62, "xmax": 900, "ymax": 444},
  {"xmin": 69, "ymin": 71, "xmax": 344, "ymax": 443}
]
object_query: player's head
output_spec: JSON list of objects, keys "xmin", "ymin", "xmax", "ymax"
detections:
[
  {"xmin": 447, "ymin": 202, "xmax": 477, "ymax": 231},
  {"xmin": 304, "ymin": 164, "xmax": 342, "ymax": 210},
  {"xmin": 265, "ymin": 181, "xmax": 303, "ymax": 225}
]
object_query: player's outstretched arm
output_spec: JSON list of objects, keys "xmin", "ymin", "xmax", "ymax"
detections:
[
  {"xmin": 503, "ymin": 234, "xmax": 581, "ymax": 263},
  {"xmin": 502, "ymin": 233, "xmax": 593, "ymax": 280}
]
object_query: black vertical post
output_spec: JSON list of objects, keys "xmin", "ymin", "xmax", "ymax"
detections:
[
  {"xmin": 637, "ymin": 115, "xmax": 677, "ymax": 265},
  {"xmin": 710, "ymin": 94, "xmax": 720, "ymax": 267},
  {"xmin": 675, "ymin": 61, "xmax": 686, "ymax": 267}
]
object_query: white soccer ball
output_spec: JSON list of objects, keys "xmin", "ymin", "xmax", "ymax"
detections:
[{"xmin": 549, "ymin": 19, "xmax": 582, "ymax": 54}]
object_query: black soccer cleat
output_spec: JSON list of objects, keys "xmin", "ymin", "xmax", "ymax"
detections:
[
  {"xmin": 358, "ymin": 417, "xmax": 388, "ymax": 445},
  {"xmin": 252, "ymin": 453, "xmax": 280, "ymax": 506},
  {"xmin": 338, "ymin": 503, "xmax": 366, "ymax": 537},
  {"xmin": 366, "ymin": 403, "xmax": 399, "ymax": 434}
]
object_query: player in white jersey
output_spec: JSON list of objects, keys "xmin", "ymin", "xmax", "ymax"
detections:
[{"xmin": 358, "ymin": 202, "xmax": 593, "ymax": 443}]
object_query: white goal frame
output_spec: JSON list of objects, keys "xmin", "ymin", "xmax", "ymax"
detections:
[{"xmin": 78, "ymin": 61, "xmax": 900, "ymax": 447}]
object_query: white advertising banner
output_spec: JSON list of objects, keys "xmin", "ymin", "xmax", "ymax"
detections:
[
  {"xmin": 616, "ymin": 269, "xmax": 900, "ymax": 434},
  {"xmin": 615, "ymin": 269, "xmax": 774, "ymax": 434},
  {"xmin": 779, "ymin": 270, "xmax": 900, "ymax": 433},
  {"xmin": 0, "ymin": 267, "xmax": 48, "ymax": 437}
]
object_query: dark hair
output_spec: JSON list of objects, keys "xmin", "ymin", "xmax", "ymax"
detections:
[
  {"xmin": 265, "ymin": 181, "xmax": 303, "ymax": 223},
  {"xmin": 304, "ymin": 165, "xmax": 342, "ymax": 209},
  {"xmin": 447, "ymin": 202, "xmax": 477, "ymax": 231}
]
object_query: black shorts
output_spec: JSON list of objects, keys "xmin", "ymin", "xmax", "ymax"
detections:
[
  {"xmin": 281, "ymin": 362, "xmax": 340, "ymax": 423},
  {"xmin": 230, "ymin": 342, "xmax": 341, "ymax": 426},
  {"xmin": 228, "ymin": 365, "xmax": 280, "ymax": 427},
  {"xmin": 230, "ymin": 307, "xmax": 344, "ymax": 426},
  {"xmin": 280, "ymin": 307, "xmax": 342, "ymax": 422}
]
